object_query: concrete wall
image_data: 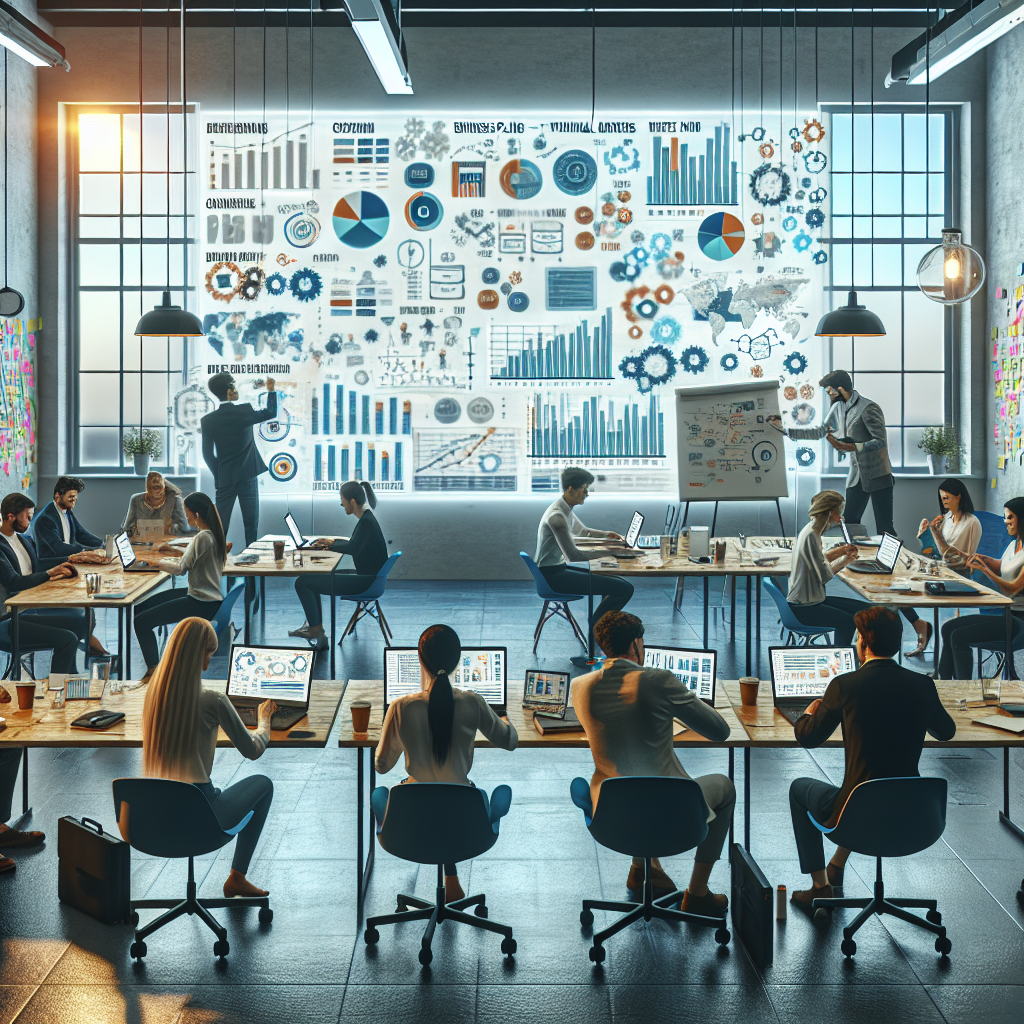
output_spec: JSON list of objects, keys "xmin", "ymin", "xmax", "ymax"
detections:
[{"xmin": 32, "ymin": 20, "xmax": 992, "ymax": 576}]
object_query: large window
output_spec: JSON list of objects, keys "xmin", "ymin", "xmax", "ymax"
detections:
[
  {"xmin": 72, "ymin": 107, "xmax": 197, "ymax": 471},
  {"xmin": 825, "ymin": 107, "xmax": 955, "ymax": 471}
]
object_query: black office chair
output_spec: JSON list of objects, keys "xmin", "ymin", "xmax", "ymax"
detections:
[
  {"xmin": 809, "ymin": 777, "xmax": 951, "ymax": 959},
  {"xmin": 570, "ymin": 776, "xmax": 730, "ymax": 963}
]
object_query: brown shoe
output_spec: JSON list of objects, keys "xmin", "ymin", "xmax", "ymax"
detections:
[
  {"xmin": 790, "ymin": 882, "xmax": 833, "ymax": 909},
  {"xmin": 827, "ymin": 863, "xmax": 845, "ymax": 892},
  {"xmin": 626, "ymin": 863, "xmax": 677, "ymax": 897},
  {"xmin": 0, "ymin": 826, "xmax": 45, "ymax": 849},
  {"xmin": 444, "ymin": 875, "xmax": 465, "ymax": 904},
  {"xmin": 0, "ymin": 855, "xmax": 14, "ymax": 874},
  {"xmin": 680, "ymin": 888, "xmax": 728, "ymax": 917}
]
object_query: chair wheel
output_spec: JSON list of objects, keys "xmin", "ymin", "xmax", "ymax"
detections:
[
  {"xmin": 580, "ymin": 909, "xmax": 594, "ymax": 927},
  {"xmin": 418, "ymin": 946, "xmax": 433, "ymax": 966},
  {"xmin": 926, "ymin": 910, "xmax": 942, "ymax": 925},
  {"xmin": 129, "ymin": 911, "xmax": 140, "ymax": 927},
  {"xmin": 213, "ymin": 939, "xmax": 229, "ymax": 958},
  {"xmin": 364, "ymin": 927, "xmax": 379, "ymax": 945},
  {"xmin": 475, "ymin": 904, "xmax": 488, "ymax": 918},
  {"xmin": 813, "ymin": 907, "xmax": 830, "ymax": 923},
  {"xmin": 588, "ymin": 943, "xmax": 606, "ymax": 964},
  {"xmin": 935, "ymin": 935, "xmax": 952, "ymax": 957},
  {"xmin": 841, "ymin": 938, "xmax": 857, "ymax": 958},
  {"xmin": 715, "ymin": 927, "xmax": 731, "ymax": 946},
  {"xmin": 129, "ymin": 940, "xmax": 147, "ymax": 961},
  {"xmin": 258, "ymin": 907, "xmax": 273, "ymax": 925},
  {"xmin": 500, "ymin": 937, "xmax": 516, "ymax": 956}
]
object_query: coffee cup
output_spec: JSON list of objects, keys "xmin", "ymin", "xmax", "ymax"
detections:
[
  {"xmin": 714, "ymin": 540, "xmax": 727, "ymax": 564},
  {"xmin": 16, "ymin": 683, "xmax": 36, "ymax": 710},
  {"xmin": 351, "ymin": 700, "xmax": 372, "ymax": 733},
  {"xmin": 273, "ymin": 540, "xmax": 285, "ymax": 562},
  {"xmin": 105, "ymin": 535, "xmax": 116, "ymax": 559},
  {"xmin": 739, "ymin": 676, "xmax": 760, "ymax": 707}
]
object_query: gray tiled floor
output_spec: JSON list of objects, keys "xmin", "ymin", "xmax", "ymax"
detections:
[{"xmin": 1, "ymin": 577, "xmax": 1022, "ymax": 1023}]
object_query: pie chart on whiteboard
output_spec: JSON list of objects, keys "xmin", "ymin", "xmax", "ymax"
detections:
[
  {"xmin": 697, "ymin": 212, "xmax": 745, "ymax": 261},
  {"xmin": 333, "ymin": 191, "xmax": 390, "ymax": 248}
]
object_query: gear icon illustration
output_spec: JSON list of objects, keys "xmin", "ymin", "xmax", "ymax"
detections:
[
  {"xmin": 289, "ymin": 267, "xmax": 322, "ymax": 302},
  {"xmin": 791, "ymin": 140, "xmax": 804, "ymax": 153},
  {"xmin": 782, "ymin": 216, "xmax": 798, "ymax": 232},
  {"xmin": 619, "ymin": 354, "xmax": 642, "ymax": 378},
  {"xmin": 802, "ymin": 117, "xmax": 826, "ymax": 144},
  {"xmin": 625, "ymin": 246, "xmax": 650, "ymax": 269},
  {"xmin": 630, "ymin": 230, "xmax": 646, "ymax": 245},
  {"xmin": 758, "ymin": 142, "xmax": 775, "ymax": 159},
  {"xmin": 805, "ymin": 208, "xmax": 825, "ymax": 229},
  {"xmin": 720, "ymin": 353, "xmax": 739, "ymax": 372},
  {"xmin": 265, "ymin": 273, "xmax": 286, "ymax": 296},
  {"xmin": 751, "ymin": 213, "xmax": 764, "ymax": 226},
  {"xmin": 751, "ymin": 364, "xmax": 764, "ymax": 378},
  {"xmin": 650, "ymin": 232, "xmax": 672, "ymax": 256},
  {"xmin": 796, "ymin": 446, "xmax": 817, "ymax": 467},
  {"xmin": 681, "ymin": 345, "xmax": 710, "ymax": 375},
  {"xmin": 793, "ymin": 232, "xmax": 813, "ymax": 252},
  {"xmin": 803, "ymin": 150, "xmax": 828, "ymax": 174},
  {"xmin": 620, "ymin": 344, "xmax": 678, "ymax": 393},
  {"xmin": 205, "ymin": 261, "xmax": 242, "ymax": 302},
  {"xmin": 783, "ymin": 351, "xmax": 809, "ymax": 376},
  {"xmin": 812, "ymin": 249, "xmax": 829, "ymax": 265},
  {"xmin": 650, "ymin": 317, "xmax": 682, "ymax": 344},
  {"xmin": 809, "ymin": 187, "xmax": 828, "ymax": 204},
  {"xmin": 751, "ymin": 126, "xmax": 767, "ymax": 141},
  {"xmin": 789, "ymin": 127, "xmax": 801, "ymax": 140},
  {"xmin": 749, "ymin": 163, "xmax": 792, "ymax": 207},
  {"xmin": 239, "ymin": 266, "xmax": 264, "ymax": 301},
  {"xmin": 509, "ymin": 271, "xmax": 522, "ymax": 285}
]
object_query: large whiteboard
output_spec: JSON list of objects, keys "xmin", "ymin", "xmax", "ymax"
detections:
[{"xmin": 675, "ymin": 380, "xmax": 788, "ymax": 502}]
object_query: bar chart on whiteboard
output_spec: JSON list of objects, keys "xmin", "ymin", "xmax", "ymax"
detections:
[
  {"xmin": 207, "ymin": 123, "xmax": 320, "ymax": 190},
  {"xmin": 646, "ymin": 122, "xmax": 738, "ymax": 206},
  {"xmin": 488, "ymin": 309, "xmax": 614, "ymax": 383}
]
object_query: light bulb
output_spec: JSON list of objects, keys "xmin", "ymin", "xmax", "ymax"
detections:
[
  {"xmin": 944, "ymin": 251, "xmax": 961, "ymax": 280},
  {"xmin": 916, "ymin": 228, "xmax": 985, "ymax": 305}
]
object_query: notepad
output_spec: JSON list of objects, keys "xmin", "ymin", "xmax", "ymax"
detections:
[{"xmin": 972, "ymin": 715, "xmax": 1024, "ymax": 734}]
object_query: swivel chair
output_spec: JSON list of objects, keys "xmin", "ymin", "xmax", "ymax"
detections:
[
  {"xmin": 570, "ymin": 776, "xmax": 730, "ymax": 963},
  {"xmin": 112, "ymin": 778, "xmax": 272, "ymax": 961},
  {"xmin": 334, "ymin": 552, "xmax": 402, "ymax": 648},
  {"xmin": 762, "ymin": 577, "xmax": 835, "ymax": 646},
  {"xmin": 364, "ymin": 782, "xmax": 516, "ymax": 966},
  {"xmin": 520, "ymin": 552, "xmax": 587, "ymax": 653},
  {"xmin": 809, "ymin": 777, "xmax": 951, "ymax": 959}
]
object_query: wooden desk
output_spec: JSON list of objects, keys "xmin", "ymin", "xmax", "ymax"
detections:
[{"xmin": 4, "ymin": 566, "xmax": 169, "ymax": 681}]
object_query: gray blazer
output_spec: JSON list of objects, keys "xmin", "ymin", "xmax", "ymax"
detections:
[{"xmin": 788, "ymin": 390, "xmax": 893, "ymax": 492}]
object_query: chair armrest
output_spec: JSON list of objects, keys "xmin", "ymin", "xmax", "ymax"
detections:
[
  {"xmin": 223, "ymin": 810, "xmax": 255, "ymax": 836},
  {"xmin": 570, "ymin": 777, "xmax": 593, "ymax": 827},
  {"xmin": 488, "ymin": 784, "xmax": 512, "ymax": 834}
]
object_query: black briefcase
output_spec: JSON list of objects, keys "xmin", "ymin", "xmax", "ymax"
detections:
[
  {"xmin": 730, "ymin": 843, "xmax": 773, "ymax": 969},
  {"xmin": 57, "ymin": 816, "xmax": 131, "ymax": 925}
]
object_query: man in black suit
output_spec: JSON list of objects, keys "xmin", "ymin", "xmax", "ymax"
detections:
[
  {"xmin": 788, "ymin": 605, "xmax": 956, "ymax": 908},
  {"xmin": 29, "ymin": 475, "xmax": 105, "ymax": 564},
  {"xmin": 0, "ymin": 493, "xmax": 82, "ymax": 874},
  {"xmin": 201, "ymin": 372, "xmax": 277, "ymax": 546}
]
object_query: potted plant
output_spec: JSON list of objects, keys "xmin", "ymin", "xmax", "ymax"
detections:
[
  {"xmin": 918, "ymin": 424, "xmax": 964, "ymax": 475},
  {"xmin": 122, "ymin": 428, "xmax": 163, "ymax": 476}
]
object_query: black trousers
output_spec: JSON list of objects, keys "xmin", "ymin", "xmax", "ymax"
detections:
[
  {"xmin": 0, "ymin": 609, "xmax": 87, "ymax": 674},
  {"xmin": 295, "ymin": 571, "xmax": 376, "ymax": 628},
  {"xmin": 216, "ymin": 475, "xmax": 260, "ymax": 547},
  {"xmin": 539, "ymin": 565, "xmax": 634, "ymax": 626},
  {"xmin": 843, "ymin": 481, "xmax": 895, "ymax": 539},
  {"xmin": 0, "ymin": 746, "xmax": 22, "ymax": 823},
  {"xmin": 789, "ymin": 777, "xmax": 841, "ymax": 874},
  {"xmin": 937, "ymin": 612, "xmax": 1024, "ymax": 679},
  {"xmin": 134, "ymin": 590, "xmax": 222, "ymax": 669}
]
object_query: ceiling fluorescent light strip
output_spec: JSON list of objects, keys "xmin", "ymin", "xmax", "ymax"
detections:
[
  {"xmin": 342, "ymin": 0, "xmax": 413, "ymax": 94},
  {"xmin": 0, "ymin": 0, "xmax": 71, "ymax": 70}
]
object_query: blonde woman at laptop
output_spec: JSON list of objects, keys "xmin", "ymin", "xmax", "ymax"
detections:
[
  {"xmin": 122, "ymin": 472, "xmax": 189, "ymax": 538},
  {"xmin": 374, "ymin": 624, "xmax": 517, "ymax": 904},
  {"xmin": 142, "ymin": 618, "xmax": 276, "ymax": 899}
]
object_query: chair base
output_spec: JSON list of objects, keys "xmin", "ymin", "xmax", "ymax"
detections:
[
  {"xmin": 363, "ymin": 865, "xmax": 515, "ymax": 966},
  {"xmin": 338, "ymin": 600, "xmax": 393, "ymax": 649},
  {"xmin": 579, "ymin": 857, "xmax": 730, "ymax": 963},
  {"xmin": 127, "ymin": 856, "xmax": 271, "ymax": 962},
  {"xmin": 811, "ymin": 856, "xmax": 950, "ymax": 959},
  {"xmin": 533, "ymin": 599, "xmax": 587, "ymax": 653}
]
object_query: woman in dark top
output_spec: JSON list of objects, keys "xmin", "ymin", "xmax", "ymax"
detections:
[{"xmin": 288, "ymin": 480, "xmax": 387, "ymax": 650}]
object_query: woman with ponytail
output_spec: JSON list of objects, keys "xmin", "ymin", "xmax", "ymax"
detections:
[
  {"xmin": 374, "ymin": 624, "xmax": 518, "ymax": 902},
  {"xmin": 134, "ymin": 491, "xmax": 227, "ymax": 679},
  {"xmin": 289, "ymin": 480, "xmax": 388, "ymax": 650}
]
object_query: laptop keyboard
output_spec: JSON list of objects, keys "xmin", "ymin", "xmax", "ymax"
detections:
[
  {"xmin": 777, "ymin": 705, "xmax": 808, "ymax": 725},
  {"xmin": 236, "ymin": 707, "xmax": 303, "ymax": 728}
]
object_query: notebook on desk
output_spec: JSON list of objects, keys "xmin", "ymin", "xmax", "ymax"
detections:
[
  {"xmin": 384, "ymin": 646, "xmax": 507, "ymax": 716},
  {"xmin": 226, "ymin": 644, "xmax": 314, "ymax": 730},
  {"xmin": 769, "ymin": 645, "xmax": 856, "ymax": 724}
]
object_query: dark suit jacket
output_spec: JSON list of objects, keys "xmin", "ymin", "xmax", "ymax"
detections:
[
  {"xmin": 201, "ymin": 393, "xmax": 278, "ymax": 490},
  {"xmin": 0, "ymin": 533, "xmax": 57, "ymax": 623},
  {"xmin": 29, "ymin": 501, "xmax": 103, "ymax": 561},
  {"xmin": 795, "ymin": 658, "xmax": 956, "ymax": 826}
]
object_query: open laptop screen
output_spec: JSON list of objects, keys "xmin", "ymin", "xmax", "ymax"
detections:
[
  {"xmin": 384, "ymin": 646, "xmax": 507, "ymax": 710},
  {"xmin": 839, "ymin": 518, "xmax": 853, "ymax": 547},
  {"xmin": 227, "ymin": 645, "xmax": 313, "ymax": 706},
  {"xmin": 877, "ymin": 533, "xmax": 902, "ymax": 571},
  {"xmin": 769, "ymin": 646, "xmax": 856, "ymax": 701},
  {"xmin": 114, "ymin": 531, "xmax": 136, "ymax": 569},
  {"xmin": 284, "ymin": 512, "xmax": 304, "ymax": 549},
  {"xmin": 643, "ymin": 645, "xmax": 716, "ymax": 704},
  {"xmin": 625, "ymin": 511, "xmax": 645, "ymax": 549}
]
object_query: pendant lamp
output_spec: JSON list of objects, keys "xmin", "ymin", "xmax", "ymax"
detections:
[
  {"xmin": 815, "ymin": 289, "xmax": 887, "ymax": 337},
  {"xmin": 916, "ymin": 227, "xmax": 986, "ymax": 304}
]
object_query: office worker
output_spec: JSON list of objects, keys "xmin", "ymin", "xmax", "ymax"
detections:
[
  {"xmin": 789, "ymin": 489, "xmax": 931, "ymax": 651},
  {"xmin": 288, "ymin": 480, "xmax": 387, "ymax": 651},
  {"xmin": 789, "ymin": 606, "xmax": 955, "ymax": 907},
  {"xmin": 769, "ymin": 369, "xmax": 896, "ymax": 538},
  {"xmin": 30, "ymin": 475, "xmax": 106, "ymax": 565},
  {"xmin": 937, "ymin": 496, "xmax": 1024, "ymax": 679},
  {"xmin": 916, "ymin": 477, "xmax": 982, "ymax": 570},
  {"xmin": 374, "ymin": 624, "xmax": 518, "ymax": 905},
  {"xmin": 201, "ymin": 373, "xmax": 277, "ymax": 547},
  {"xmin": 133, "ymin": 492, "xmax": 226, "ymax": 680},
  {"xmin": 573, "ymin": 611, "xmax": 735, "ymax": 916},
  {"xmin": 142, "ymin": 617, "xmax": 275, "ymax": 899},
  {"xmin": 122, "ymin": 472, "xmax": 189, "ymax": 537},
  {"xmin": 534, "ymin": 465, "xmax": 632, "ymax": 626}
]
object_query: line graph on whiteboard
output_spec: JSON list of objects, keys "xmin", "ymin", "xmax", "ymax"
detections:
[{"xmin": 413, "ymin": 428, "xmax": 519, "ymax": 491}]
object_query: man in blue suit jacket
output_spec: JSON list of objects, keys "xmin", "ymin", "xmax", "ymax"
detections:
[
  {"xmin": 0, "ymin": 493, "xmax": 83, "ymax": 873},
  {"xmin": 30, "ymin": 475, "xmax": 104, "ymax": 563}
]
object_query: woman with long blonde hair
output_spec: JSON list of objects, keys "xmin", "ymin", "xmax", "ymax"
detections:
[{"xmin": 142, "ymin": 617, "xmax": 276, "ymax": 899}]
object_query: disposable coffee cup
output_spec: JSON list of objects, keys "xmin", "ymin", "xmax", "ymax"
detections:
[
  {"xmin": 273, "ymin": 540, "xmax": 285, "ymax": 562},
  {"xmin": 351, "ymin": 700, "xmax": 372, "ymax": 733},
  {"xmin": 105, "ymin": 535, "xmax": 116, "ymax": 559},
  {"xmin": 739, "ymin": 676, "xmax": 760, "ymax": 707},
  {"xmin": 16, "ymin": 683, "xmax": 36, "ymax": 710}
]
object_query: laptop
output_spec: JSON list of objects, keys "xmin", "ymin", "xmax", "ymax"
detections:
[
  {"xmin": 522, "ymin": 668, "xmax": 571, "ymax": 718},
  {"xmin": 848, "ymin": 532, "xmax": 902, "ymax": 574},
  {"xmin": 114, "ymin": 531, "xmax": 157, "ymax": 572},
  {"xmin": 226, "ymin": 644, "xmax": 314, "ymax": 730},
  {"xmin": 284, "ymin": 512, "xmax": 314, "ymax": 550},
  {"xmin": 624, "ymin": 511, "xmax": 645, "ymax": 549},
  {"xmin": 643, "ymin": 645, "xmax": 717, "ymax": 706},
  {"xmin": 384, "ymin": 646, "xmax": 507, "ymax": 716},
  {"xmin": 769, "ymin": 645, "xmax": 856, "ymax": 724},
  {"xmin": 135, "ymin": 519, "xmax": 164, "ymax": 543}
]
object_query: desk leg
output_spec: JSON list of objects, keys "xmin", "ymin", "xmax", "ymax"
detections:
[
  {"xmin": 10, "ymin": 609, "xmax": 19, "ymax": 681},
  {"xmin": 330, "ymin": 571, "xmax": 337, "ymax": 681},
  {"xmin": 728, "ymin": 748, "xmax": 735, "ymax": 848},
  {"xmin": 730, "ymin": 576, "xmax": 736, "ymax": 643},
  {"xmin": 14, "ymin": 748, "xmax": 30, "ymax": 823},
  {"xmin": 745, "ymin": 576, "xmax": 752, "ymax": 677},
  {"xmin": 999, "ymin": 746, "xmax": 1024, "ymax": 844},
  {"xmin": 755, "ymin": 577, "xmax": 761, "ymax": 644},
  {"xmin": 260, "ymin": 577, "xmax": 266, "ymax": 637},
  {"xmin": 357, "ymin": 748, "xmax": 377, "ymax": 922},
  {"xmin": 125, "ymin": 605, "xmax": 133, "ymax": 681},
  {"xmin": 703, "ymin": 577, "xmax": 709, "ymax": 649},
  {"xmin": 933, "ymin": 608, "xmax": 940, "ymax": 673},
  {"xmin": 744, "ymin": 746, "xmax": 751, "ymax": 852},
  {"xmin": 117, "ymin": 608, "xmax": 124, "ymax": 678},
  {"xmin": 1005, "ymin": 607, "xmax": 1015, "ymax": 680}
]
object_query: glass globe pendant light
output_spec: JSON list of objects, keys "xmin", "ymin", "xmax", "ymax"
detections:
[{"xmin": 916, "ymin": 227, "xmax": 986, "ymax": 305}]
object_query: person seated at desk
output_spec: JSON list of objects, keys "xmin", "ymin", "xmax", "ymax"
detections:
[
  {"xmin": 122, "ymin": 472, "xmax": 189, "ymax": 538},
  {"xmin": 937, "ymin": 496, "xmax": 1024, "ymax": 679},
  {"xmin": 142, "ymin": 617, "xmax": 276, "ymax": 899},
  {"xmin": 788, "ymin": 606, "xmax": 955, "ymax": 907},
  {"xmin": 789, "ymin": 489, "xmax": 932, "ymax": 652},
  {"xmin": 133, "ymin": 492, "xmax": 226, "ymax": 681},
  {"xmin": 29, "ymin": 475, "xmax": 106, "ymax": 565},
  {"xmin": 288, "ymin": 480, "xmax": 387, "ymax": 652},
  {"xmin": 374, "ymin": 624, "xmax": 518, "ymax": 904},
  {"xmin": 573, "ymin": 610, "xmax": 735, "ymax": 916},
  {"xmin": 534, "ymin": 466, "xmax": 631, "ymax": 626},
  {"xmin": 917, "ymin": 478, "xmax": 982, "ymax": 573}
]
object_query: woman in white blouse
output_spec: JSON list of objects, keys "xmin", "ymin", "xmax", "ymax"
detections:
[
  {"xmin": 937, "ymin": 497, "xmax": 1024, "ymax": 678},
  {"xmin": 918, "ymin": 478, "xmax": 983, "ymax": 569},
  {"xmin": 374, "ymin": 624, "xmax": 517, "ymax": 904}
]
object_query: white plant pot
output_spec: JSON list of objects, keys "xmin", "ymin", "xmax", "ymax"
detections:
[
  {"xmin": 927, "ymin": 454, "xmax": 948, "ymax": 475},
  {"xmin": 133, "ymin": 454, "xmax": 150, "ymax": 476}
]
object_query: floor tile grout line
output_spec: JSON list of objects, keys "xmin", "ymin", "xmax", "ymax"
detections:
[
  {"xmin": 10, "ymin": 939, "xmax": 72, "ymax": 1023},
  {"xmin": 935, "ymin": 833, "xmax": 1024, "ymax": 933}
]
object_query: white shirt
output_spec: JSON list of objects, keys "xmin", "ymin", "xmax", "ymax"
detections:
[
  {"xmin": 533, "ymin": 496, "xmax": 615, "ymax": 568},
  {"xmin": 56, "ymin": 506, "xmax": 71, "ymax": 544},
  {"xmin": 8, "ymin": 533, "xmax": 33, "ymax": 576},
  {"xmin": 938, "ymin": 512, "xmax": 982, "ymax": 560},
  {"xmin": 1000, "ymin": 540, "xmax": 1024, "ymax": 611},
  {"xmin": 155, "ymin": 530, "xmax": 224, "ymax": 603},
  {"xmin": 787, "ymin": 520, "xmax": 834, "ymax": 606}
]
